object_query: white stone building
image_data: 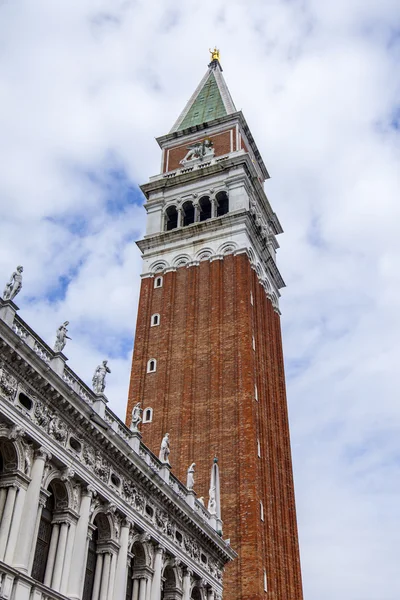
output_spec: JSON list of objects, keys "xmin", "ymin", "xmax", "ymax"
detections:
[{"xmin": 0, "ymin": 297, "xmax": 235, "ymax": 600}]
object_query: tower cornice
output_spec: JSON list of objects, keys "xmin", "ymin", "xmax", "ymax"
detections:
[{"xmin": 136, "ymin": 210, "xmax": 285, "ymax": 291}]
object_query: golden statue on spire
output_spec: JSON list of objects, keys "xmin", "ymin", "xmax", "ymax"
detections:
[{"xmin": 209, "ymin": 47, "xmax": 220, "ymax": 62}]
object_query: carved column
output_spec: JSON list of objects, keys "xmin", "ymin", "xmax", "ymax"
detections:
[
  {"xmin": 211, "ymin": 197, "xmax": 217, "ymax": 218},
  {"xmin": 150, "ymin": 545, "xmax": 164, "ymax": 600},
  {"xmin": 182, "ymin": 569, "xmax": 192, "ymax": 600},
  {"xmin": 177, "ymin": 207, "xmax": 183, "ymax": 228},
  {"xmin": 99, "ymin": 551, "xmax": 111, "ymax": 600},
  {"xmin": 67, "ymin": 487, "xmax": 94, "ymax": 600},
  {"xmin": 193, "ymin": 201, "xmax": 200, "ymax": 223},
  {"xmin": 107, "ymin": 551, "xmax": 118, "ymax": 600},
  {"xmin": 4, "ymin": 482, "xmax": 28, "ymax": 563},
  {"xmin": 43, "ymin": 523, "xmax": 60, "ymax": 587},
  {"xmin": 0, "ymin": 485, "xmax": 17, "ymax": 560},
  {"xmin": 145, "ymin": 575, "xmax": 152, "ymax": 600},
  {"xmin": 139, "ymin": 577, "xmax": 147, "ymax": 600},
  {"xmin": 52, "ymin": 521, "xmax": 69, "ymax": 590},
  {"xmin": 92, "ymin": 553, "xmax": 103, "ymax": 600},
  {"xmin": 132, "ymin": 578, "xmax": 140, "ymax": 600},
  {"xmin": 113, "ymin": 519, "xmax": 131, "ymax": 599},
  {"xmin": 60, "ymin": 515, "xmax": 78, "ymax": 593},
  {"xmin": 13, "ymin": 448, "xmax": 50, "ymax": 572}
]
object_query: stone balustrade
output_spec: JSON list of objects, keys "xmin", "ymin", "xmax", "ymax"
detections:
[{"xmin": 148, "ymin": 151, "xmax": 244, "ymax": 183}]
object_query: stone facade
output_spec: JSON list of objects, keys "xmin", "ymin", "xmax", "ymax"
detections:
[{"xmin": 0, "ymin": 299, "xmax": 234, "ymax": 600}]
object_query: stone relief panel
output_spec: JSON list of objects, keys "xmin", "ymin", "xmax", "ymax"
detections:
[{"xmin": 0, "ymin": 363, "xmax": 18, "ymax": 402}]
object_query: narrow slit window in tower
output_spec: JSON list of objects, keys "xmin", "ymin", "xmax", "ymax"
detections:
[
  {"xmin": 151, "ymin": 314, "xmax": 160, "ymax": 327},
  {"xmin": 147, "ymin": 359, "xmax": 157, "ymax": 373},
  {"xmin": 143, "ymin": 407, "xmax": 153, "ymax": 423}
]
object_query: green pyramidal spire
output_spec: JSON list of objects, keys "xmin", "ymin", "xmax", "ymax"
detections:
[{"xmin": 170, "ymin": 50, "xmax": 237, "ymax": 133}]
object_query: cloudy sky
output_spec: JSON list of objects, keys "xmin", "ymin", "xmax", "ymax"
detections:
[{"xmin": 1, "ymin": 1, "xmax": 400, "ymax": 598}]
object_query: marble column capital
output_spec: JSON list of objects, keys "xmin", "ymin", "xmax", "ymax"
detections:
[
  {"xmin": 81, "ymin": 485, "xmax": 96, "ymax": 498},
  {"xmin": 34, "ymin": 447, "xmax": 52, "ymax": 461}
]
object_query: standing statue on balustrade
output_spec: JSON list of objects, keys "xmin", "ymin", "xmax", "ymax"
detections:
[
  {"xmin": 187, "ymin": 462, "xmax": 195, "ymax": 490},
  {"xmin": 92, "ymin": 360, "xmax": 111, "ymax": 394},
  {"xmin": 54, "ymin": 321, "xmax": 71, "ymax": 353},
  {"xmin": 159, "ymin": 433, "xmax": 170, "ymax": 463},
  {"xmin": 130, "ymin": 402, "xmax": 142, "ymax": 431},
  {"xmin": 2, "ymin": 266, "xmax": 23, "ymax": 302}
]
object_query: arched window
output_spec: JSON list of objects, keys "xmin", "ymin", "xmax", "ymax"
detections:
[
  {"xmin": 191, "ymin": 587, "xmax": 202, "ymax": 600},
  {"xmin": 216, "ymin": 190, "xmax": 229, "ymax": 216},
  {"xmin": 199, "ymin": 196, "xmax": 212, "ymax": 221},
  {"xmin": 32, "ymin": 479, "xmax": 70, "ymax": 587},
  {"xmin": 126, "ymin": 541, "xmax": 150, "ymax": 599},
  {"xmin": 82, "ymin": 527, "xmax": 97, "ymax": 600},
  {"xmin": 165, "ymin": 205, "xmax": 178, "ymax": 231},
  {"xmin": 143, "ymin": 407, "xmax": 153, "ymax": 423},
  {"xmin": 154, "ymin": 276, "xmax": 163, "ymax": 289},
  {"xmin": 31, "ymin": 491, "xmax": 54, "ymax": 583},
  {"xmin": 83, "ymin": 513, "xmax": 113, "ymax": 600},
  {"xmin": 161, "ymin": 565, "xmax": 179, "ymax": 600},
  {"xmin": 147, "ymin": 359, "xmax": 156, "ymax": 373},
  {"xmin": 182, "ymin": 200, "xmax": 195, "ymax": 226},
  {"xmin": 151, "ymin": 313, "xmax": 160, "ymax": 327}
]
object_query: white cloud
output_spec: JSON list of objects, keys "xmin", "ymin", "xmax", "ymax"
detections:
[{"xmin": 0, "ymin": 1, "xmax": 399, "ymax": 598}]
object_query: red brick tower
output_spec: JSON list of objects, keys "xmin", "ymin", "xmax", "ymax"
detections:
[{"xmin": 127, "ymin": 51, "xmax": 303, "ymax": 600}]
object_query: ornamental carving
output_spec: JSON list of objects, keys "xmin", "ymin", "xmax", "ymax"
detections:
[
  {"xmin": 34, "ymin": 402, "xmax": 54, "ymax": 429},
  {"xmin": 22, "ymin": 440, "xmax": 34, "ymax": 476},
  {"xmin": 0, "ymin": 366, "xmax": 17, "ymax": 401},
  {"xmin": 49, "ymin": 417, "xmax": 69, "ymax": 444},
  {"xmin": 72, "ymin": 485, "xmax": 81, "ymax": 511},
  {"xmin": 94, "ymin": 453, "xmax": 110, "ymax": 483},
  {"xmin": 83, "ymin": 444, "xmax": 96, "ymax": 467}
]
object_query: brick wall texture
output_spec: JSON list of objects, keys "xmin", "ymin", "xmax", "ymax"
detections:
[{"xmin": 126, "ymin": 253, "xmax": 303, "ymax": 600}]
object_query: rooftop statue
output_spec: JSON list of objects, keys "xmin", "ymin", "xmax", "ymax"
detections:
[
  {"xmin": 187, "ymin": 462, "xmax": 195, "ymax": 490},
  {"xmin": 92, "ymin": 360, "xmax": 111, "ymax": 394},
  {"xmin": 130, "ymin": 402, "xmax": 142, "ymax": 432},
  {"xmin": 2, "ymin": 266, "xmax": 23, "ymax": 302},
  {"xmin": 54, "ymin": 321, "xmax": 71, "ymax": 353},
  {"xmin": 209, "ymin": 47, "xmax": 220, "ymax": 62},
  {"xmin": 159, "ymin": 433, "xmax": 170, "ymax": 464}
]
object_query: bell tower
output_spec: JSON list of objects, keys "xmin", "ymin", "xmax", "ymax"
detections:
[{"xmin": 127, "ymin": 51, "xmax": 303, "ymax": 600}]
